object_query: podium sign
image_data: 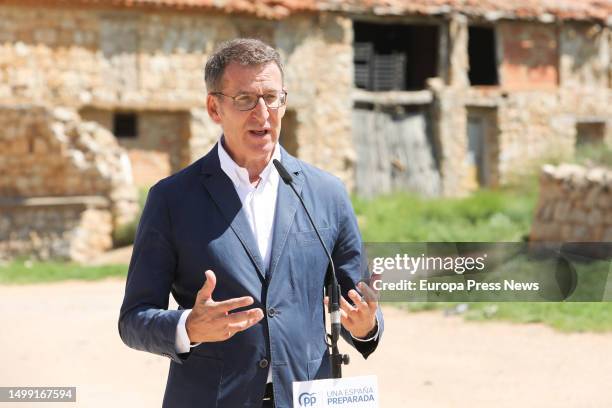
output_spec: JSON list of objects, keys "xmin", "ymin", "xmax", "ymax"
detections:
[{"xmin": 292, "ymin": 375, "xmax": 379, "ymax": 408}]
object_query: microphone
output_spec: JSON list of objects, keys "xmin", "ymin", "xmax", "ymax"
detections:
[
  {"xmin": 274, "ymin": 159, "xmax": 293, "ymax": 184},
  {"xmin": 272, "ymin": 159, "xmax": 347, "ymax": 378}
]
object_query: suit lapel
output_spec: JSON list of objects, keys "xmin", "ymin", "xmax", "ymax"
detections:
[
  {"xmin": 199, "ymin": 144, "xmax": 266, "ymax": 281},
  {"xmin": 267, "ymin": 149, "xmax": 304, "ymax": 280}
]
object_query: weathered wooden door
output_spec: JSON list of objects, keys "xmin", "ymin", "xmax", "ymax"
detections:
[{"xmin": 353, "ymin": 105, "xmax": 441, "ymax": 197}]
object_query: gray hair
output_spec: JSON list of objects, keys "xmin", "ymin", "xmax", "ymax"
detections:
[{"xmin": 204, "ymin": 38, "xmax": 284, "ymax": 92}]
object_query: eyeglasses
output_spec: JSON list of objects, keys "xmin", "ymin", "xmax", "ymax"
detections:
[{"xmin": 210, "ymin": 90, "xmax": 288, "ymax": 111}]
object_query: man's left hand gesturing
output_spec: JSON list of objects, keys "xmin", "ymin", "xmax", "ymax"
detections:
[{"xmin": 325, "ymin": 281, "xmax": 378, "ymax": 339}]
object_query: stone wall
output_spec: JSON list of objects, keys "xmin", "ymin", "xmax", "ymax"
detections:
[
  {"xmin": 496, "ymin": 91, "xmax": 575, "ymax": 183},
  {"xmin": 530, "ymin": 164, "xmax": 612, "ymax": 242},
  {"xmin": 429, "ymin": 79, "xmax": 469, "ymax": 196},
  {"xmin": 418, "ymin": 15, "xmax": 465, "ymax": 196},
  {"xmin": 0, "ymin": 105, "xmax": 138, "ymax": 261},
  {"xmin": 0, "ymin": 5, "xmax": 355, "ymax": 188},
  {"xmin": 278, "ymin": 14, "xmax": 354, "ymax": 188},
  {"xmin": 560, "ymin": 22, "xmax": 610, "ymax": 90},
  {"xmin": 0, "ymin": 197, "xmax": 113, "ymax": 262}
]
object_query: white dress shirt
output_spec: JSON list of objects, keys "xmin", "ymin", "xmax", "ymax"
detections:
[{"xmin": 174, "ymin": 138, "xmax": 378, "ymax": 381}]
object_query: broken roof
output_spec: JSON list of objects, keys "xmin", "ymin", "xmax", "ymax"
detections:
[{"xmin": 6, "ymin": 0, "xmax": 612, "ymax": 22}]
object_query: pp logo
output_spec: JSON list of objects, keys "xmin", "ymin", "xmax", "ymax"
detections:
[{"xmin": 298, "ymin": 392, "xmax": 317, "ymax": 407}]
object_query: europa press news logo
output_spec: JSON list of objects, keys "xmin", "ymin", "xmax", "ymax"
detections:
[{"xmin": 298, "ymin": 392, "xmax": 317, "ymax": 407}]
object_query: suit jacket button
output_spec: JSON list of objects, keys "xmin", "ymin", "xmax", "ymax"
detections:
[
  {"xmin": 267, "ymin": 308, "xmax": 276, "ymax": 317},
  {"xmin": 259, "ymin": 358, "xmax": 269, "ymax": 369}
]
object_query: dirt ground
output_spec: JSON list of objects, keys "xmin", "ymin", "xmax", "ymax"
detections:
[{"xmin": 1, "ymin": 278, "xmax": 612, "ymax": 408}]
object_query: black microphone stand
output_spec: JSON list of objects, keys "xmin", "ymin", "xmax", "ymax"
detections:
[{"xmin": 273, "ymin": 159, "xmax": 349, "ymax": 378}]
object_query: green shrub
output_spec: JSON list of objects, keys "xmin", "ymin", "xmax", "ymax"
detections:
[{"xmin": 352, "ymin": 187, "xmax": 538, "ymax": 242}]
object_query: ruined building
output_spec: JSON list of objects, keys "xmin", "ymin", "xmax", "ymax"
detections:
[{"xmin": 0, "ymin": 0, "xmax": 611, "ymax": 260}]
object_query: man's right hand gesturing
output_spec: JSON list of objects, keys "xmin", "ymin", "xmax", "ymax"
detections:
[{"xmin": 186, "ymin": 270, "xmax": 264, "ymax": 343}]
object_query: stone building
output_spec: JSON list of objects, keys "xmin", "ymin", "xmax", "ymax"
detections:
[
  {"xmin": 0, "ymin": 0, "xmax": 611, "ymax": 259},
  {"xmin": 346, "ymin": 0, "xmax": 612, "ymax": 196},
  {"xmin": 531, "ymin": 163, "xmax": 611, "ymax": 243}
]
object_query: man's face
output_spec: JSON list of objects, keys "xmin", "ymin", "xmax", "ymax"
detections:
[{"xmin": 207, "ymin": 61, "xmax": 286, "ymax": 166}]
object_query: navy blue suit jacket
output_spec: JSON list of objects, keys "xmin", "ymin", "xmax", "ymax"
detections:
[{"xmin": 118, "ymin": 144, "xmax": 383, "ymax": 407}]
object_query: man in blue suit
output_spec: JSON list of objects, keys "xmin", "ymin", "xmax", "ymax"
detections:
[{"xmin": 118, "ymin": 38, "xmax": 383, "ymax": 408}]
